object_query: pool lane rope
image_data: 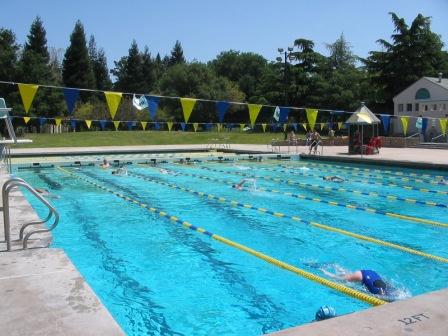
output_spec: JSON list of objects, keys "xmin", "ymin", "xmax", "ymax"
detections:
[
  {"xmin": 265, "ymin": 165, "xmax": 448, "ymax": 196},
  {"xmin": 130, "ymin": 169, "xmax": 448, "ymax": 264},
  {"xmin": 56, "ymin": 166, "xmax": 386, "ymax": 307},
  {"xmin": 295, "ymin": 161, "xmax": 447, "ymax": 185},
  {"xmin": 140, "ymin": 164, "xmax": 448, "ymax": 229},
  {"xmin": 199, "ymin": 166, "xmax": 448, "ymax": 210}
]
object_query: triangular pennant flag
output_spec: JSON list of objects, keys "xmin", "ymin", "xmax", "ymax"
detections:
[
  {"xmin": 301, "ymin": 123, "xmax": 307, "ymax": 131},
  {"xmin": 63, "ymin": 88, "xmax": 80, "ymax": 114},
  {"xmin": 217, "ymin": 123, "xmax": 222, "ymax": 132},
  {"xmin": 279, "ymin": 107, "xmax": 290, "ymax": 123},
  {"xmin": 273, "ymin": 106, "xmax": 280, "ymax": 121},
  {"xmin": 99, "ymin": 120, "xmax": 107, "ymax": 130},
  {"xmin": 248, "ymin": 104, "xmax": 262, "ymax": 127},
  {"xmin": 180, "ymin": 98, "xmax": 197, "ymax": 123},
  {"xmin": 292, "ymin": 123, "xmax": 298, "ymax": 132},
  {"xmin": 205, "ymin": 123, "xmax": 213, "ymax": 131},
  {"xmin": 167, "ymin": 121, "xmax": 173, "ymax": 131},
  {"xmin": 400, "ymin": 116, "xmax": 409, "ymax": 136},
  {"xmin": 306, "ymin": 108, "xmax": 318, "ymax": 131},
  {"xmin": 262, "ymin": 123, "xmax": 267, "ymax": 132},
  {"xmin": 104, "ymin": 91, "xmax": 122, "ymax": 119},
  {"xmin": 39, "ymin": 117, "xmax": 46, "ymax": 127},
  {"xmin": 193, "ymin": 123, "xmax": 199, "ymax": 132},
  {"xmin": 421, "ymin": 118, "xmax": 428, "ymax": 134},
  {"xmin": 54, "ymin": 118, "xmax": 62, "ymax": 126},
  {"xmin": 132, "ymin": 94, "xmax": 148, "ymax": 110},
  {"xmin": 141, "ymin": 121, "xmax": 147, "ymax": 130},
  {"xmin": 154, "ymin": 122, "xmax": 160, "ymax": 130},
  {"xmin": 180, "ymin": 122, "xmax": 186, "ymax": 131},
  {"xmin": 85, "ymin": 120, "xmax": 92, "ymax": 129},
  {"xmin": 18, "ymin": 83, "xmax": 39, "ymax": 114},
  {"xmin": 240, "ymin": 123, "xmax": 245, "ymax": 131},
  {"xmin": 145, "ymin": 96, "xmax": 160, "ymax": 119},
  {"xmin": 216, "ymin": 101, "xmax": 230, "ymax": 123},
  {"xmin": 337, "ymin": 122, "xmax": 343, "ymax": 130},
  {"xmin": 70, "ymin": 120, "xmax": 77, "ymax": 130},
  {"xmin": 127, "ymin": 121, "xmax": 135, "ymax": 130},
  {"xmin": 439, "ymin": 118, "xmax": 447, "ymax": 135},
  {"xmin": 113, "ymin": 121, "xmax": 120, "ymax": 130},
  {"xmin": 23, "ymin": 117, "xmax": 31, "ymax": 124},
  {"xmin": 283, "ymin": 124, "xmax": 288, "ymax": 132},
  {"xmin": 319, "ymin": 123, "xmax": 324, "ymax": 131},
  {"xmin": 380, "ymin": 115, "xmax": 390, "ymax": 134}
]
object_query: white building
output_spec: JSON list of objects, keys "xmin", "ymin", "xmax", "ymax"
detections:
[{"xmin": 393, "ymin": 74, "xmax": 448, "ymax": 137}]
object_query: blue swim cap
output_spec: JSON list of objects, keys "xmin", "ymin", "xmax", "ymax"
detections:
[{"xmin": 315, "ymin": 305, "xmax": 336, "ymax": 321}]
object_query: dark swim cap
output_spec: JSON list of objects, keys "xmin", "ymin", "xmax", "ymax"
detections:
[
  {"xmin": 315, "ymin": 306, "xmax": 336, "ymax": 321},
  {"xmin": 373, "ymin": 279, "xmax": 387, "ymax": 294}
]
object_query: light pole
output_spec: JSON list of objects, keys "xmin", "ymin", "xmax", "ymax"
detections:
[{"xmin": 276, "ymin": 47, "xmax": 295, "ymax": 106}]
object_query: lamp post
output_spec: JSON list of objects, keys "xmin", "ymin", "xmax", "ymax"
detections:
[{"xmin": 276, "ymin": 47, "xmax": 295, "ymax": 106}]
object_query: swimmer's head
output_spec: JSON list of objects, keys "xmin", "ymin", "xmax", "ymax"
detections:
[
  {"xmin": 315, "ymin": 305, "xmax": 336, "ymax": 321},
  {"xmin": 373, "ymin": 279, "xmax": 387, "ymax": 295}
]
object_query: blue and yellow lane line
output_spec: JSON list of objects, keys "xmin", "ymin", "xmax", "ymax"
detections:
[
  {"xmin": 139, "ymin": 165, "xmax": 447, "ymax": 228},
  {"xmin": 296, "ymin": 161, "xmax": 447, "ymax": 184},
  {"xmin": 129, "ymin": 169, "xmax": 448, "ymax": 264},
  {"xmin": 198, "ymin": 166, "xmax": 448, "ymax": 209},
  {"xmin": 264, "ymin": 165, "xmax": 448, "ymax": 196},
  {"xmin": 56, "ymin": 166, "xmax": 386, "ymax": 307}
]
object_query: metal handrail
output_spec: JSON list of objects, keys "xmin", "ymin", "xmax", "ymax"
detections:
[
  {"xmin": 2, "ymin": 177, "xmax": 59, "ymax": 251},
  {"xmin": 406, "ymin": 132, "xmax": 421, "ymax": 139},
  {"xmin": 431, "ymin": 133, "xmax": 446, "ymax": 142}
]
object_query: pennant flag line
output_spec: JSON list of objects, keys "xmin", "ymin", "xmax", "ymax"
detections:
[
  {"xmin": 279, "ymin": 107, "xmax": 290, "ymax": 123},
  {"xmin": 141, "ymin": 121, "xmax": 147, "ymax": 130},
  {"xmin": 167, "ymin": 121, "xmax": 173, "ymax": 131},
  {"xmin": 306, "ymin": 108, "xmax": 318, "ymax": 131},
  {"xmin": 400, "ymin": 117, "xmax": 409, "ymax": 136},
  {"xmin": 18, "ymin": 83, "xmax": 39, "ymax": 114},
  {"xmin": 262, "ymin": 123, "xmax": 267, "ymax": 132},
  {"xmin": 248, "ymin": 104, "xmax": 262, "ymax": 127},
  {"xmin": 216, "ymin": 101, "xmax": 230, "ymax": 123},
  {"xmin": 54, "ymin": 118, "xmax": 62, "ymax": 126},
  {"xmin": 85, "ymin": 120, "xmax": 92, "ymax": 129},
  {"xmin": 193, "ymin": 123, "xmax": 199, "ymax": 132},
  {"xmin": 23, "ymin": 117, "xmax": 31, "ymax": 124},
  {"xmin": 113, "ymin": 121, "xmax": 120, "ymax": 130},
  {"xmin": 180, "ymin": 122, "xmax": 186, "ymax": 131},
  {"xmin": 146, "ymin": 96, "xmax": 160, "ymax": 119},
  {"xmin": 99, "ymin": 120, "xmax": 107, "ymax": 130},
  {"xmin": 440, "ymin": 118, "xmax": 447, "ymax": 135},
  {"xmin": 380, "ymin": 115, "xmax": 390, "ymax": 134}
]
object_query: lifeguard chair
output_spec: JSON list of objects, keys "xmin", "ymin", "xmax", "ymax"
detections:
[{"xmin": 0, "ymin": 98, "xmax": 32, "ymax": 171}]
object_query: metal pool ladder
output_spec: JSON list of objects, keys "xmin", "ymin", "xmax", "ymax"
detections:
[{"xmin": 2, "ymin": 177, "xmax": 59, "ymax": 251}]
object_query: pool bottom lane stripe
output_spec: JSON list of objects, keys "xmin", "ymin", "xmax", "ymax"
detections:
[
  {"xmin": 56, "ymin": 166, "xmax": 386, "ymax": 306},
  {"xmin": 128, "ymin": 170, "xmax": 448, "ymax": 264}
]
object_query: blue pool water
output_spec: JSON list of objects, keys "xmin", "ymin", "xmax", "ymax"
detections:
[{"xmin": 17, "ymin": 159, "xmax": 448, "ymax": 336}]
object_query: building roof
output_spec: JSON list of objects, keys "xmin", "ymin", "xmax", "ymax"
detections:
[{"xmin": 424, "ymin": 77, "xmax": 448, "ymax": 90}]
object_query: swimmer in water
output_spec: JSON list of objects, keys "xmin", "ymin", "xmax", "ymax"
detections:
[
  {"xmin": 112, "ymin": 166, "xmax": 127, "ymax": 175},
  {"xmin": 35, "ymin": 188, "xmax": 60, "ymax": 199},
  {"xmin": 323, "ymin": 175, "xmax": 345, "ymax": 183},
  {"xmin": 232, "ymin": 178, "xmax": 256, "ymax": 191},
  {"xmin": 100, "ymin": 158, "xmax": 110, "ymax": 169}
]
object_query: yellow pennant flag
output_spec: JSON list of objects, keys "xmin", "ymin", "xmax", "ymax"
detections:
[
  {"xmin": 301, "ymin": 123, "xmax": 307, "ymax": 131},
  {"xmin": 167, "ymin": 121, "xmax": 173, "ymax": 131},
  {"xmin": 248, "ymin": 104, "xmax": 262, "ymax": 127},
  {"xmin": 283, "ymin": 124, "xmax": 288, "ymax": 132},
  {"xmin": 400, "ymin": 117, "xmax": 409, "ymax": 136},
  {"xmin": 337, "ymin": 122, "xmax": 343, "ymax": 130},
  {"xmin": 306, "ymin": 109, "xmax": 318, "ymax": 131},
  {"xmin": 319, "ymin": 123, "xmax": 325, "ymax": 131},
  {"xmin": 217, "ymin": 123, "xmax": 222, "ymax": 132},
  {"xmin": 85, "ymin": 120, "xmax": 92, "ymax": 129},
  {"xmin": 439, "ymin": 118, "xmax": 447, "ymax": 135},
  {"xmin": 54, "ymin": 118, "xmax": 62, "ymax": 126},
  {"xmin": 104, "ymin": 91, "xmax": 122, "ymax": 119},
  {"xmin": 262, "ymin": 123, "xmax": 267, "ymax": 132},
  {"xmin": 180, "ymin": 98, "xmax": 197, "ymax": 123},
  {"xmin": 113, "ymin": 121, "xmax": 120, "ymax": 130},
  {"xmin": 141, "ymin": 121, "xmax": 147, "ymax": 130},
  {"xmin": 23, "ymin": 117, "xmax": 31, "ymax": 124},
  {"xmin": 193, "ymin": 123, "xmax": 199, "ymax": 132},
  {"xmin": 18, "ymin": 83, "xmax": 39, "ymax": 114},
  {"xmin": 240, "ymin": 123, "xmax": 245, "ymax": 131}
]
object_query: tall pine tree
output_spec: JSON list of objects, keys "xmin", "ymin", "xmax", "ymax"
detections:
[
  {"xmin": 111, "ymin": 40, "xmax": 144, "ymax": 92},
  {"xmin": 88, "ymin": 35, "xmax": 112, "ymax": 90},
  {"xmin": 62, "ymin": 20, "xmax": 95, "ymax": 89},
  {"xmin": 168, "ymin": 40, "xmax": 186, "ymax": 67},
  {"xmin": 0, "ymin": 28, "xmax": 19, "ymax": 102}
]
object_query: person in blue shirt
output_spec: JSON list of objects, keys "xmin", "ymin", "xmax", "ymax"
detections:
[{"xmin": 322, "ymin": 269, "xmax": 388, "ymax": 295}]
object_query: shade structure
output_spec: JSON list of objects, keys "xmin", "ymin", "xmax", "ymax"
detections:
[{"xmin": 345, "ymin": 104, "xmax": 380, "ymax": 124}]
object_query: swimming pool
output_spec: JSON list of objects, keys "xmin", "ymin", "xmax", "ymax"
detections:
[{"xmin": 16, "ymin": 158, "xmax": 448, "ymax": 336}]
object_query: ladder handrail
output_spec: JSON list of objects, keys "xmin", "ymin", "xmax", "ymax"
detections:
[
  {"xmin": 2, "ymin": 177, "xmax": 59, "ymax": 251},
  {"xmin": 431, "ymin": 133, "xmax": 446, "ymax": 142}
]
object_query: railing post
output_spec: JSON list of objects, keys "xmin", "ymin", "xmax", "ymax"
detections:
[{"xmin": 2, "ymin": 184, "xmax": 11, "ymax": 251}]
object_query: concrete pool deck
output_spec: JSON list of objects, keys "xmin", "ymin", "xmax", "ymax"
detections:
[{"xmin": 2, "ymin": 144, "xmax": 447, "ymax": 335}]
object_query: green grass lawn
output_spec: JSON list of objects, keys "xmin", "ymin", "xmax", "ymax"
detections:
[{"xmin": 12, "ymin": 131, "xmax": 298, "ymax": 148}]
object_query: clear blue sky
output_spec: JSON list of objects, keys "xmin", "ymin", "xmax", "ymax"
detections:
[{"xmin": 1, "ymin": 0, "xmax": 447, "ymax": 69}]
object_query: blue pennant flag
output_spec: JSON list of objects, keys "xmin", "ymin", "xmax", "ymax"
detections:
[
  {"xmin": 227, "ymin": 123, "xmax": 234, "ymax": 130},
  {"xmin": 63, "ymin": 88, "xmax": 80, "ymax": 114},
  {"xmin": 70, "ymin": 119, "xmax": 77, "ymax": 130},
  {"xmin": 145, "ymin": 96, "xmax": 160, "ymax": 119},
  {"xmin": 421, "ymin": 118, "xmax": 428, "ymax": 134},
  {"xmin": 154, "ymin": 122, "xmax": 160, "ymax": 130},
  {"xmin": 39, "ymin": 117, "xmax": 46, "ymax": 127},
  {"xmin": 180, "ymin": 122, "xmax": 186, "ymax": 131},
  {"xmin": 127, "ymin": 121, "xmax": 136, "ymax": 130},
  {"xmin": 205, "ymin": 123, "xmax": 213, "ymax": 131},
  {"xmin": 292, "ymin": 123, "xmax": 298, "ymax": 132},
  {"xmin": 279, "ymin": 107, "xmax": 290, "ymax": 123},
  {"xmin": 99, "ymin": 120, "xmax": 107, "ymax": 130},
  {"xmin": 216, "ymin": 101, "xmax": 230, "ymax": 123},
  {"xmin": 380, "ymin": 115, "xmax": 390, "ymax": 134}
]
